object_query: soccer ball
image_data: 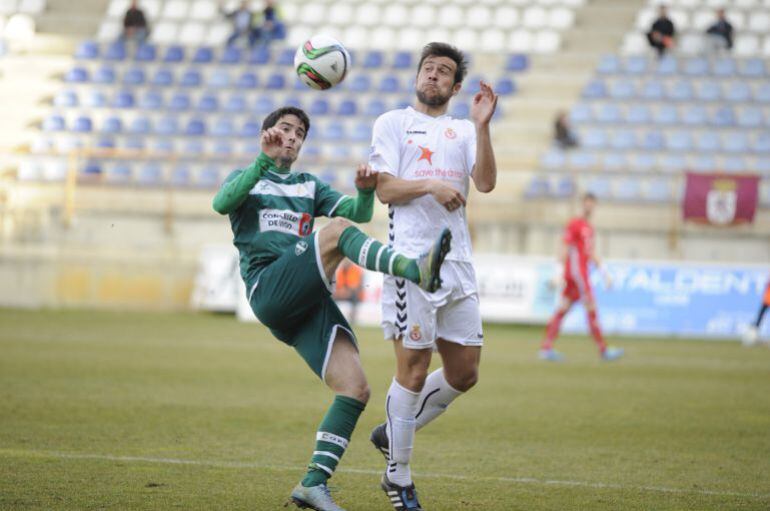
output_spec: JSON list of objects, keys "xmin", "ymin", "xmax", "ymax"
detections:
[
  {"xmin": 294, "ymin": 35, "xmax": 350, "ymax": 90},
  {"xmin": 741, "ymin": 325, "xmax": 759, "ymax": 347}
]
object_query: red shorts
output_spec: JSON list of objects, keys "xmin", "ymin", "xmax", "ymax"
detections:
[
  {"xmin": 763, "ymin": 282, "xmax": 770, "ymax": 306},
  {"xmin": 562, "ymin": 267, "xmax": 594, "ymax": 303}
]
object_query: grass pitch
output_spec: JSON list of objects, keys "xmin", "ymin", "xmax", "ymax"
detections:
[{"xmin": 1, "ymin": 308, "xmax": 769, "ymax": 510}]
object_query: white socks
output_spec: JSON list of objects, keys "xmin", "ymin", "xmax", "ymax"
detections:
[
  {"xmin": 385, "ymin": 378, "xmax": 419, "ymax": 486},
  {"xmin": 415, "ymin": 368, "xmax": 463, "ymax": 431},
  {"xmin": 385, "ymin": 370, "xmax": 464, "ymax": 487}
]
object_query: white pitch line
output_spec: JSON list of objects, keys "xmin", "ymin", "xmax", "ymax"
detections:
[{"xmin": 3, "ymin": 449, "xmax": 768, "ymax": 500}]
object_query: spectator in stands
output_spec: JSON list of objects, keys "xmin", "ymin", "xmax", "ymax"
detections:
[
  {"xmin": 334, "ymin": 259, "xmax": 365, "ymax": 325},
  {"xmin": 646, "ymin": 5, "xmax": 676, "ymax": 57},
  {"xmin": 554, "ymin": 111, "xmax": 579, "ymax": 149},
  {"xmin": 254, "ymin": 0, "xmax": 279, "ymax": 47},
  {"xmin": 121, "ymin": 0, "xmax": 149, "ymax": 44},
  {"xmin": 705, "ymin": 8, "xmax": 733, "ymax": 52},
  {"xmin": 220, "ymin": 0, "xmax": 258, "ymax": 48}
]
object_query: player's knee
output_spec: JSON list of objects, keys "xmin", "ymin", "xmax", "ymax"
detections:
[
  {"xmin": 446, "ymin": 367, "xmax": 478, "ymax": 392},
  {"xmin": 399, "ymin": 366, "xmax": 429, "ymax": 392},
  {"xmin": 327, "ymin": 217, "xmax": 352, "ymax": 238},
  {"xmin": 344, "ymin": 380, "xmax": 370, "ymax": 404}
]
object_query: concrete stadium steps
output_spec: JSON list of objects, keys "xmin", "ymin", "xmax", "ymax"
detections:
[{"xmin": 34, "ymin": 0, "xmax": 107, "ymax": 37}]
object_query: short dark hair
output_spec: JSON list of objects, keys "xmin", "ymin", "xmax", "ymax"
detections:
[
  {"xmin": 583, "ymin": 192, "xmax": 597, "ymax": 201},
  {"xmin": 417, "ymin": 42, "xmax": 468, "ymax": 85},
  {"xmin": 261, "ymin": 106, "xmax": 310, "ymax": 139}
]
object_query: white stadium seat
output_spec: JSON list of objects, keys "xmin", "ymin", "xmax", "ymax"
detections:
[
  {"xmin": 763, "ymin": 35, "xmax": 770, "ymax": 56},
  {"xmin": 438, "ymin": 5, "xmax": 464, "ymax": 29},
  {"xmin": 480, "ymin": 29, "xmax": 505, "ymax": 52},
  {"xmin": 205, "ymin": 22, "xmax": 231, "ymax": 46},
  {"xmin": 454, "ymin": 27, "xmax": 479, "ymax": 51},
  {"xmin": 18, "ymin": 0, "xmax": 45, "ymax": 15},
  {"xmin": 178, "ymin": 21, "xmax": 206, "ymax": 46},
  {"xmin": 287, "ymin": 25, "xmax": 310, "ymax": 48},
  {"xmin": 106, "ymin": 0, "xmax": 127, "ymax": 19},
  {"xmin": 467, "ymin": 6, "xmax": 492, "ymax": 28},
  {"xmin": 162, "ymin": 0, "xmax": 188, "ymax": 21},
  {"xmin": 425, "ymin": 26, "xmax": 451, "ymax": 46},
  {"xmin": 621, "ymin": 33, "xmax": 647, "ymax": 55},
  {"xmin": 140, "ymin": 0, "xmax": 161, "ymax": 20},
  {"xmin": 342, "ymin": 26, "xmax": 367, "ymax": 49},
  {"xmin": 150, "ymin": 21, "xmax": 178, "ymax": 45},
  {"xmin": 370, "ymin": 26, "xmax": 394, "ymax": 49},
  {"xmin": 523, "ymin": 6, "xmax": 548, "ymax": 28},
  {"xmin": 279, "ymin": 2, "xmax": 298, "ymax": 23},
  {"xmin": 383, "ymin": 5, "xmax": 408, "ymax": 27},
  {"xmin": 691, "ymin": 10, "xmax": 713, "ymax": 30},
  {"xmin": 97, "ymin": 20, "xmax": 121, "ymax": 41},
  {"xmin": 411, "ymin": 5, "xmax": 436, "ymax": 28},
  {"xmin": 734, "ymin": 34, "xmax": 760, "ymax": 56},
  {"xmin": 0, "ymin": 0, "xmax": 18, "ymax": 15},
  {"xmin": 190, "ymin": 0, "xmax": 217, "ymax": 22},
  {"xmin": 508, "ymin": 29, "xmax": 533, "ymax": 52},
  {"xmin": 328, "ymin": 4, "xmax": 353, "ymax": 25},
  {"xmin": 494, "ymin": 6, "xmax": 519, "ymax": 29},
  {"xmin": 300, "ymin": 3, "xmax": 326, "ymax": 24},
  {"xmin": 679, "ymin": 33, "xmax": 704, "ymax": 55},
  {"xmin": 397, "ymin": 27, "xmax": 423, "ymax": 51},
  {"xmin": 548, "ymin": 7, "xmax": 575, "ymax": 29},
  {"xmin": 534, "ymin": 29, "xmax": 561, "ymax": 53},
  {"xmin": 749, "ymin": 12, "xmax": 770, "ymax": 32},
  {"xmin": 354, "ymin": 4, "xmax": 380, "ymax": 28}
]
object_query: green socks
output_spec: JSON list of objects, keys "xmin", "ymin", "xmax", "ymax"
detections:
[
  {"xmin": 337, "ymin": 226, "xmax": 420, "ymax": 283},
  {"xmin": 302, "ymin": 395, "xmax": 366, "ymax": 487}
]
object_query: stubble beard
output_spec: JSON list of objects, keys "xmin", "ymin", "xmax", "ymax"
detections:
[{"xmin": 416, "ymin": 88, "xmax": 451, "ymax": 108}]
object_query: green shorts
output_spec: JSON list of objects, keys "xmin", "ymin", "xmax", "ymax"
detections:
[{"xmin": 248, "ymin": 232, "xmax": 356, "ymax": 380}]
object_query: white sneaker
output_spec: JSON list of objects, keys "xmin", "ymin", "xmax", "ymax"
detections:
[{"xmin": 289, "ymin": 483, "xmax": 346, "ymax": 511}]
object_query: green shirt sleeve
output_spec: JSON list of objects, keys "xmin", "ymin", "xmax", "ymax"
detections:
[
  {"xmin": 212, "ymin": 153, "xmax": 275, "ymax": 215},
  {"xmin": 332, "ymin": 188, "xmax": 375, "ymax": 223}
]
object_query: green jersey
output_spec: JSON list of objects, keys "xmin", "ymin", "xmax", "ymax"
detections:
[{"xmin": 213, "ymin": 153, "xmax": 374, "ymax": 286}]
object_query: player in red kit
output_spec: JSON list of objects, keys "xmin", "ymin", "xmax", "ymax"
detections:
[{"xmin": 539, "ymin": 193, "xmax": 624, "ymax": 362}]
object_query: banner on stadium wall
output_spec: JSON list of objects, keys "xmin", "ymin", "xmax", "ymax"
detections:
[
  {"xmin": 682, "ymin": 172, "xmax": 759, "ymax": 225},
  {"xmin": 194, "ymin": 247, "xmax": 768, "ymax": 339}
]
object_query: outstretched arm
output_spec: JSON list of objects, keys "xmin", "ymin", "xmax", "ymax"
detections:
[{"xmin": 470, "ymin": 81, "xmax": 498, "ymax": 193}]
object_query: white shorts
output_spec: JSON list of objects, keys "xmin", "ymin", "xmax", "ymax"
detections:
[{"xmin": 381, "ymin": 261, "xmax": 484, "ymax": 349}]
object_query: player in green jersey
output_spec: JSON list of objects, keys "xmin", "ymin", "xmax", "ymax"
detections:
[{"xmin": 212, "ymin": 107, "xmax": 451, "ymax": 511}]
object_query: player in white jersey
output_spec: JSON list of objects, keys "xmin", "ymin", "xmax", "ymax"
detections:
[{"xmin": 367, "ymin": 42, "xmax": 498, "ymax": 510}]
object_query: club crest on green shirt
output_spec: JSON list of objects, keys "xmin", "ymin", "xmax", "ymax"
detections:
[{"xmin": 295, "ymin": 240, "xmax": 309, "ymax": 256}]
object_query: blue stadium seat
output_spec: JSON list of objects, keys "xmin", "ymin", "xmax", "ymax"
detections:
[
  {"xmin": 626, "ymin": 104, "xmax": 650, "ymax": 124},
  {"xmin": 614, "ymin": 178, "xmax": 641, "ymax": 200},
  {"xmin": 756, "ymin": 157, "xmax": 770, "ymax": 174},
  {"xmin": 629, "ymin": 152, "xmax": 656, "ymax": 172},
  {"xmin": 104, "ymin": 42, "xmax": 126, "ymax": 61},
  {"xmin": 82, "ymin": 90, "xmax": 106, "ymax": 108},
  {"xmin": 684, "ymin": 57, "xmax": 708, "ymax": 76},
  {"xmin": 754, "ymin": 84, "xmax": 770, "ymax": 103},
  {"xmin": 695, "ymin": 131, "xmax": 719, "ymax": 151},
  {"xmin": 211, "ymin": 118, "xmax": 234, "ymax": 137},
  {"xmin": 241, "ymin": 119, "xmax": 261, "ymax": 137},
  {"xmin": 393, "ymin": 51, "xmax": 412, "ymax": 69},
  {"xmin": 208, "ymin": 69, "xmax": 230, "ymax": 88},
  {"xmin": 642, "ymin": 131, "xmax": 664, "ymax": 150},
  {"xmin": 711, "ymin": 106, "xmax": 735, "ymax": 127},
  {"xmin": 524, "ymin": 176, "xmax": 550, "ymax": 198},
  {"xmin": 134, "ymin": 44, "xmax": 156, "ymax": 62},
  {"xmin": 284, "ymin": 96, "xmax": 303, "ymax": 109},
  {"xmin": 112, "ymin": 90, "xmax": 135, "ymax": 108},
  {"xmin": 597, "ymin": 54, "xmax": 620, "ymax": 74},
  {"xmin": 450, "ymin": 102, "xmax": 470, "ymax": 118},
  {"xmin": 163, "ymin": 45, "xmax": 185, "ymax": 63},
  {"xmin": 155, "ymin": 117, "xmax": 178, "ymax": 135},
  {"xmin": 725, "ymin": 82, "xmax": 751, "ymax": 102},
  {"xmin": 93, "ymin": 66, "xmax": 116, "ymax": 84},
  {"xmin": 739, "ymin": 58, "xmax": 765, "ymax": 78},
  {"xmin": 241, "ymin": 138, "xmax": 261, "ymax": 155},
  {"xmin": 365, "ymin": 99, "xmax": 387, "ymax": 117},
  {"xmin": 666, "ymin": 131, "xmax": 692, "ymax": 151},
  {"xmin": 755, "ymin": 133, "xmax": 770, "ymax": 153},
  {"xmin": 723, "ymin": 156, "xmax": 747, "ymax": 172},
  {"xmin": 170, "ymin": 165, "xmax": 191, "ymax": 186},
  {"xmin": 667, "ymin": 80, "xmax": 693, "ymax": 101},
  {"xmin": 54, "ymin": 90, "xmax": 78, "ymax": 107},
  {"xmin": 213, "ymin": 140, "xmax": 234, "ymax": 155},
  {"xmin": 139, "ymin": 90, "xmax": 164, "ymax": 109},
  {"xmin": 105, "ymin": 163, "xmax": 131, "ymax": 183},
  {"xmin": 122, "ymin": 67, "xmax": 145, "ymax": 85},
  {"xmin": 505, "ymin": 54, "xmax": 529, "ymax": 72},
  {"xmin": 326, "ymin": 121, "xmax": 346, "ymax": 141},
  {"xmin": 568, "ymin": 151, "xmax": 597, "ymax": 169},
  {"xmin": 659, "ymin": 153, "xmax": 686, "ymax": 172},
  {"xmin": 43, "ymin": 114, "xmax": 65, "ymax": 132},
  {"xmin": 582, "ymin": 80, "xmax": 606, "ymax": 99},
  {"xmin": 348, "ymin": 74, "xmax": 371, "ymax": 93},
  {"xmin": 254, "ymin": 96, "xmax": 274, "ymax": 114},
  {"xmin": 236, "ymin": 71, "xmax": 258, "ymax": 88},
  {"xmin": 570, "ymin": 103, "xmax": 592, "ymax": 123},
  {"xmin": 596, "ymin": 103, "xmax": 622, "ymax": 123},
  {"xmin": 152, "ymin": 68, "xmax": 174, "ymax": 86},
  {"xmin": 695, "ymin": 81, "xmax": 721, "ymax": 101},
  {"xmin": 192, "ymin": 47, "xmax": 214, "ymax": 64},
  {"xmin": 152, "ymin": 138, "xmax": 174, "ymax": 152},
  {"xmin": 723, "ymin": 133, "xmax": 749, "ymax": 153},
  {"xmin": 129, "ymin": 116, "xmax": 151, "ymax": 134},
  {"xmin": 101, "ymin": 116, "xmax": 122, "ymax": 134},
  {"xmin": 65, "ymin": 67, "xmax": 89, "ymax": 83},
  {"xmin": 96, "ymin": 137, "xmax": 114, "ymax": 150},
  {"xmin": 541, "ymin": 150, "xmax": 566, "ymax": 169},
  {"xmin": 736, "ymin": 107, "xmax": 763, "ymax": 127},
  {"xmin": 611, "ymin": 130, "xmax": 635, "ymax": 150},
  {"xmin": 169, "ymin": 92, "xmax": 191, "ymax": 110},
  {"xmin": 180, "ymin": 69, "xmax": 202, "ymax": 87},
  {"xmin": 653, "ymin": 106, "xmax": 678, "ymax": 125},
  {"xmin": 137, "ymin": 164, "xmax": 162, "ymax": 185},
  {"xmin": 247, "ymin": 46, "xmax": 270, "ymax": 65},
  {"xmin": 682, "ymin": 105, "xmax": 707, "ymax": 125},
  {"xmin": 123, "ymin": 137, "xmax": 145, "ymax": 150},
  {"xmin": 586, "ymin": 176, "xmax": 611, "ymax": 198},
  {"xmin": 275, "ymin": 48, "xmax": 295, "ymax": 66},
  {"xmin": 645, "ymin": 179, "xmax": 671, "ymax": 201},
  {"xmin": 624, "ymin": 56, "xmax": 647, "ymax": 75},
  {"xmin": 495, "ymin": 77, "xmax": 516, "ymax": 96},
  {"xmin": 581, "ymin": 129, "xmax": 607, "ymax": 149},
  {"xmin": 197, "ymin": 167, "xmax": 220, "ymax": 187},
  {"xmin": 72, "ymin": 115, "xmax": 93, "ymax": 133},
  {"xmin": 183, "ymin": 139, "xmax": 205, "ymax": 154},
  {"xmin": 81, "ymin": 160, "xmax": 102, "ymax": 177},
  {"xmin": 197, "ymin": 93, "xmax": 219, "ymax": 111},
  {"xmin": 608, "ymin": 79, "xmax": 634, "ymax": 99},
  {"xmin": 220, "ymin": 46, "xmax": 242, "ymax": 64},
  {"xmin": 337, "ymin": 100, "xmax": 357, "ymax": 116},
  {"xmin": 266, "ymin": 73, "xmax": 286, "ymax": 89},
  {"xmin": 655, "ymin": 56, "xmax": 677, "ymax": 75},
  {"xmin": 75, "ymin": 40, "xmax": 99, "ymax": 60},
  {"xmin": 465, "ymin": 76, "xmax": 484, "ymax": 95},
  {"xmin": 363, "ymin": 51, "xmax": 384, "ymax": 69},
  {"xmin": 351, "ymin": 122, "xmax": 371, "ymax": 143},
  {"xmin": 602, "ymin": 152, "xmax": 627, "ymax": 171},
  {"xmin": 224, "ymin": 93, "xmax": 247, "ymax": 112},
  {"xmin": 691, "ymin": 154, "xmax": 716, "ymax": 171},
  {"xmin": 712, "ymin": 58, "xmax": 736, "ymax": 76},
  {"xmin": 379, "ymin": 76, "xmax": 400, "ymax": 93},
  {"xmin": 641, "ymin": 80, "xmax": 664, "ymax": 100},
  {"xmin": 185, "ymin": 118, "xmax": 206, "ymax": 136},
  {"xmin": 553, "ymin": 176, "xmax": 575, "ymax": 198},
  {"xmin": 309, "ymin": 98, "xmax": 330, "ymax": 116}
]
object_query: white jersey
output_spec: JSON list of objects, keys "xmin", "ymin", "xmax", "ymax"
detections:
[{"xmin": 368, "ymin": 107, "xmax": 477, "ymax": 263}]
